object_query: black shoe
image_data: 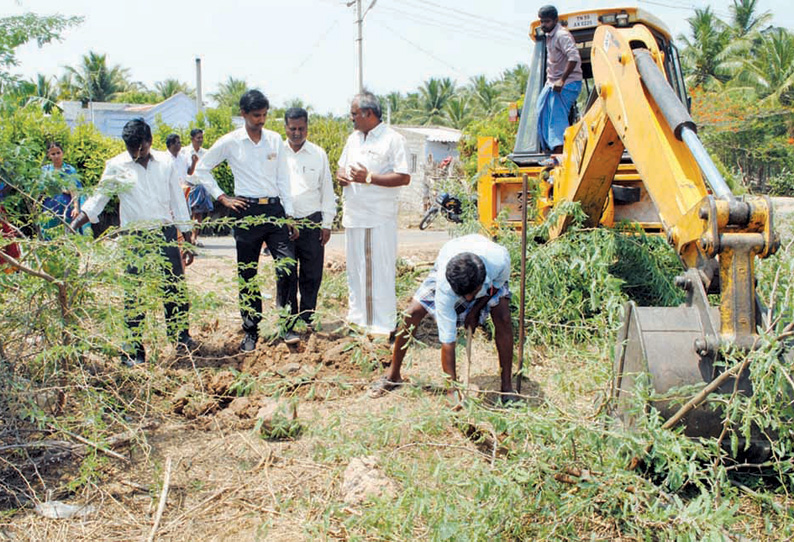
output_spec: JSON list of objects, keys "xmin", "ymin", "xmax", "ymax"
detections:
[
  {"xmin": 240, "ymin": 332, "xmax": 258, "ymax": 352},
  {"xmin": 283, "ymin": 331, "xmax": 301, "ymax": 345},
  {"xmin": 121, "ymin": 349, "xmax": 146, "ymax": 367}
]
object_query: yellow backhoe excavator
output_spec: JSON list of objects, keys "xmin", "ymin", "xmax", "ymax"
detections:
[{"xmin": 477, "ymin": 8, "xmax": 780, "ymax": 457}]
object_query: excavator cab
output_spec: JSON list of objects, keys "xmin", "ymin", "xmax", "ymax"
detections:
[
  {"xmin": 478, "ymin": 8, "xmax": 780, "ymax": 461},
  {"xmin": 510, "ymin": 8, "xmax": 688, "ymax": 166}
]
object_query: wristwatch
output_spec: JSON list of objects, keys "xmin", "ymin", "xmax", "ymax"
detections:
[{"xmin": 365, "ymin": 172, "xmax": 373, "ymax": 184}]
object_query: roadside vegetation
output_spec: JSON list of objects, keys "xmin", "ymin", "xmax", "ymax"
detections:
[{"xmin": 1, "ymin": 2, "xmax": 794, "ymax": 540}]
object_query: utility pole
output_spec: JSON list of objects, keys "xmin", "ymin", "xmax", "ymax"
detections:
[
  {"xmin": 355, "ymin": 0, "xmax": 363, "ymax": 93},
  {"xmin": 195, "ymin": 57, "xmax": 204, "ymax": 113},
  {"xmin": 350, "ymin": 0, "xmax": 376, "ymax": 94}
]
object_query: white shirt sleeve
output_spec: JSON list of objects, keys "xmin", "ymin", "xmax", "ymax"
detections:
[
  {"xmin": 390, "ymin": 134, "xmax": 411, "ymax": 176},
  {"xmin": 81, "ymin": 161, "xmax": 115, "ymax": 224},
  {"xmin": 320, "ymin": 151, "xmax": 337, "ymax": 229},
  {"xmin": 193, "ymin": 138, "xmax": 228, "ymax": 200},
  {"xmin": 435, "ymin": 286, "xmax": 458, "ymax": 344},
  {"xmin": 493, "ymin": 248, "xmax": 511, "ymax": 288},
  {"xmin": 274, "ymin": 142, "xmax": 294, "ymax": 217},
  {"xmin": 167, "ymin": 160, "xmax": 193, "ymax": 233}
]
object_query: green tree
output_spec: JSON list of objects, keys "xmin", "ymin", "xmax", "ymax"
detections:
[
  {"xmin": 155, "ymin": 78, "xmax": 194, "ymax": 101},
  {"xmin": 443, "ymin": 95, "xmax": 474, "ymax": 129},
  {"xmin": 412, "ymin": 77, "xmax": 456, "ymax": 125},
  {"xmin": 0, "ymin": 13, "xmax": 82, "ymax": 91},
  {"xmin": 729, "ymin": 0, "xmax": 772, "ymax": 38},
  {"xmin": 17, "ymin": 73, "xmax": 61, "ymax": 113},
  {"xmin": 498, "ymin": 63, "xmax": 529, "ymax": 102},
  {"xmin": 210, "ymin": 76, "xmax": 248, "ymax": 110},
  {"xmin": 731, "ymin": 28, "xmax": 794, "ymax": 105},
  {"xmin": 469, "ymin": 75, "xmax": 502, "ymax": 116},
  {"xmin": 64, "ymin": 51, "xmax": 132, "ymax": 102},
  {"xmin": 678, "ymin": 7, "xmax": 732, "ymax": 88}
]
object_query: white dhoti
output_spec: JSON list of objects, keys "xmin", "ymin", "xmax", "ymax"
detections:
[{"xmin": 345, "ymin": 220, "xmax": 398, "ymax": 334}]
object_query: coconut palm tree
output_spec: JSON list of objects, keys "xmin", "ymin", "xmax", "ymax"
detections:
[
  {"xmin": 498, "ymin": 64, "xmax": 529, "ymax": 102},
  {"xmin": 730, "ymin": 28, "xmax": 794, "ymax": 105},
  {"xmin": 729, "ymin": 0, "xmax": 772, "ymax": 38},
  {"xmin": 210, "ymin": 77, "xmax": 248, "ymax": 110},
  {"xmin": 443, "ymin": 95, "xmax": 474, "ymax": 129},
  {"xmin": 155, "ymin": 78, "xmax": 193, "ymax": 100},
  {"xmin": 64, "ymin": 51, "xmax": 132, "ymax": 103},
  {"xmin": 469, "ymin": 75, "xmax": 502, "ymax": 117},
  {"xmin": 411, "ymin": 77, "xmax": 456, "ymax": 126},
  {"xmin": 18, "ymin": 74, "xmax": 61, "ymax": 113},
  {"xmin": 678, "ymin": 7, "xmax": 733, "ymax": 89}
]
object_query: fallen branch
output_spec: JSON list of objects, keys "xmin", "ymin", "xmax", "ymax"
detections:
[
  {"xmin": 49, "ymin": 426, "xmax": 130, "ymax": 463},
  {"xmin": 148, "ymin": 456, "xmax": 173, "ymax": 542},
  {"xmin": 662, "ymin": 358, "xmax": 747, "ymax": 431}
]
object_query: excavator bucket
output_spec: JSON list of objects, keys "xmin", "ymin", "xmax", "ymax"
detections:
[{"xmin": 612, "ymin": 301, "xmax": 772, "ymax": 461}]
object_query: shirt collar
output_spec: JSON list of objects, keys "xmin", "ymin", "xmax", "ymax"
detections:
[
  {"xmin": 236, "ymin": 126, "xmax": 265, "ymax": 144},
  {"xmin": 358, "ymin": 121, "xmax": 386, "ymax": 140}
]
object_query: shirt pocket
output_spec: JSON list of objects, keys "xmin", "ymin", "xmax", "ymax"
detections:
[{"xmin": 363, "ymin": 148, "xmax": 388, "ymax": 174}]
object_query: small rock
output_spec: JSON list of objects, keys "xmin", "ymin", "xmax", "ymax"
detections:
[
  {"xmin": 226, "ymin": 396, "xmax": 251, "ymax": 417},
  {"xmin": 324, "ymin": 339, "xmax": 353, "ymax": 364},
  {"xmin": 341, "ymin": 456, "xmax": 397, "ymax": 505},
  {"xmin": 208, "ymin": 371, "xmax": 236, "ymax": 396},
  {"xmin": 172, "ymin": 384, "xmax": 196, "ymax": 414},
  {"xmin": 35, "ymin": 501, "xmax": 95, "ymax": 519}
]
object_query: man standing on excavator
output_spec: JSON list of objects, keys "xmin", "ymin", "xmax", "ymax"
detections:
[{"xmin": 536, "ymin": 4, "xmax": 583, "ymax": 154}]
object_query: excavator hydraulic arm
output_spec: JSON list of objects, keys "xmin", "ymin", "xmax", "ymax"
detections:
[{"xmin": 544, "ymin": 24, "xmax": 779, "ymax": 457}]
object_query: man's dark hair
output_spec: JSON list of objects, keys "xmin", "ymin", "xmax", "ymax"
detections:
[
  {"xmin": 165, "ymin": 133, "xmax": 180, "ymax": 148},
  {"xmin": 190, "ymin": 128, "xmax": 204, "ymax": 138},
  {"xmin": 284, "ymin": 107, "xmax": 308, "ymax": 123},
  {"xmin": 538, "ymin": 5, "xmax": 558, "ymax": 19},
  {"xmin": 445, "ymin": 253, "xmax": 486, "ymax": 297},
  {"xmin": 46, "ymin": 141, "xmax": 63, "ymax": 151},
  {"xmin": 354, "ymin": 91, "xmax": 382, "ymax": 120},
  {"xmin": 121, "ymin": 118, "xmax": 152, "ymax": 148},
  {"xmin": 239, "ymin": 89, "xmax": 269, "ymax": 113}
]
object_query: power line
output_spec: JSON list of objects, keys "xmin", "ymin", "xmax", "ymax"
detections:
[
  {"xmin": 375, "ymin": 6, "xmax": 529, "ymax": 48},
  {"xmin": 373, "ymin": 20, "xmax": 468, "ymax": 77},
  {"xmin": 395, "ymin": 0, "xmax": 528, "ymax": 36},
  {"xmin": 398, "ymin": 0, "xmax": 528, "ymax": 35},
  {"xmin": 292, "ymin": 18, "xmax": 341, "ymax": 74}
]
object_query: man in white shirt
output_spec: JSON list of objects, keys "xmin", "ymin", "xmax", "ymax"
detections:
[
  {"xmin": 336, "ymin": 91, "xmax": 410, "ymax": 335},
  {"xmin": 192, "ymin": 90, "xmax": 300, "ymax": 351},
  {"xmin": 283, "ymin": 107, "xmax": 336, "ymax": 326},
  {"xmin": 166, "ymin": 133, "xmax": 190, "ymax": 187},
  {"xmin": 369, "ymin": 234, "xmax": 516, "ymax": 404},
  {"xmin": 181, "ymin": 128, "xmax": 214, "ymax": 246},
  {"xmin": 71, "ymin": 119, "xmax": 196, "ymax": 366}
]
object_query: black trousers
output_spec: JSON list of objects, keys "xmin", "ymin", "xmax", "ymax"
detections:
[
  {"xmin": 233, "ymin": 200, "xmax": 297, "ymax": 334},
  {"xmin": 289, "ymin": 211, "xmax": 325, "ymax": 323},
  {"xmin": 125, "ymin": 226, "xmax": 189, "ymax": 352}
]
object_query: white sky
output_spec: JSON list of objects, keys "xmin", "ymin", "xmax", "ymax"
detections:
[{"xmin": 4, "ymin": 0, "xmax": 793, "ymax": 116}]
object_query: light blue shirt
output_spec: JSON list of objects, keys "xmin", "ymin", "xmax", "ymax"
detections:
[{"xmin": 434, "ymin": 234, "xmax": 511, "ymax": 344}]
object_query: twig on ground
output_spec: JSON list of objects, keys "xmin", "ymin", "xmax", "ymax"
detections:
[{"xmin": 147, "ymin": 456, "xmax": 173, "ymax": 542}]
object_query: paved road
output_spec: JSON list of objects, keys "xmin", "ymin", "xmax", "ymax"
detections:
[{"xmin": 196, "ymin": 228, "xmax": 454, "ymax": 261}]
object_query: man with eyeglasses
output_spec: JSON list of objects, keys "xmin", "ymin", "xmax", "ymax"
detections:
[{"xmin": 336, "ymin": 91, "xmax": 411, "ymax": 337}]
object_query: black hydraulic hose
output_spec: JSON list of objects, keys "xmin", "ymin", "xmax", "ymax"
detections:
[
  {"xmin": 633, "ymin": 49, "xmax": 696, "ymax": 140},
  {"xmin": 634, "ymin": 49, "xmax": 734, "ymax": 201}
]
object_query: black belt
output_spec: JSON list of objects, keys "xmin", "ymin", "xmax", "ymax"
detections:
[{"xmin": 238, "ymin": 196, "xmax": 280, "ymax": 205}]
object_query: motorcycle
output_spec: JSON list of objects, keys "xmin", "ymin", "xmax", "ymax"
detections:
[{"xmin": 419, "ymin": 192, "xmax": 464, "ymax": 230}]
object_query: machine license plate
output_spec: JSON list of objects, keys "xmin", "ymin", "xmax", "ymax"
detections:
[{"xmin": 569, "ymin": 13, "xmax": 598, "ymax": 29}]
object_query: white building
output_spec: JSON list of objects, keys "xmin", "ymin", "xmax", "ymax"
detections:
[
  {"xmin": 59, "ymin": 93, "xmax": 197, "ymax": 137},
  {"xmin": 391, "ymin": 125, "xmax": 462, "ymax": 216}
]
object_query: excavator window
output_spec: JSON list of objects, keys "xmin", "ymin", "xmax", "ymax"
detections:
[{"xmin": 510, "ymin": 21, "xmax": 685, "ymax": 166}]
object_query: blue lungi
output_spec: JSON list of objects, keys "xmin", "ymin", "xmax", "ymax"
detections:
[{"xmin": 536, "ymin": 80, "xmax": 583, "ymax": 151}]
